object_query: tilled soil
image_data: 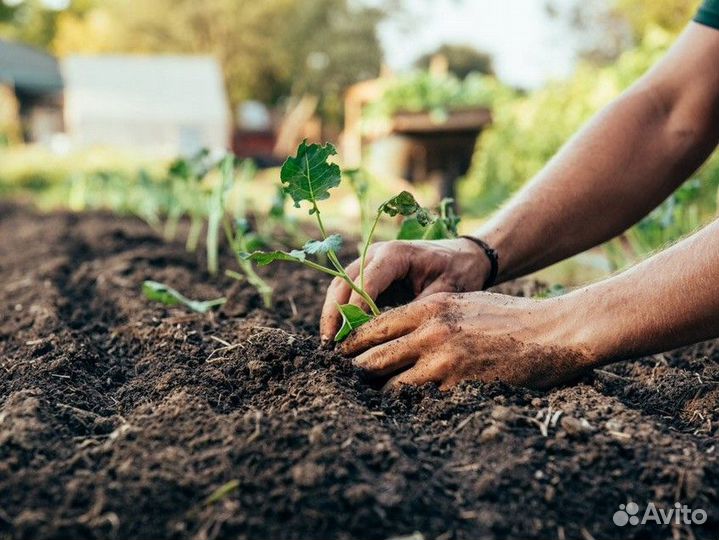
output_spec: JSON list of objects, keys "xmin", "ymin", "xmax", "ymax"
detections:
[{"xmin": 0, "ymin": 204, "xmax": 717, "ymax": 540}]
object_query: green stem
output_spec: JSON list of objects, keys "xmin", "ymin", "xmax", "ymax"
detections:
[
  {"xmin": 164, "ymin": 207, "xmax": 181, "ymax": 241},
  {"xmin": 312, "ymin": 200, "xmax": 380, "ymax": 316},
  {"xmin": 186, "ymin": 215, "xmax": 202, "ymax": 252},
  {"xmin": 223, "ymin": 218, "xmax": 275, "ymax": 307},
  {"xmin": 207, "ymin": 212, "xmax": 220, "ymax": 275},
  {"xmin": 359, "ymin": 210, "xmax": 382, "ymax": 292}
]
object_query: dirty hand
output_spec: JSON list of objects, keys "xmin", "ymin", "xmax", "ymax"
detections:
[
  {"xmin": 339, "ymin": 291, "xmax": 596, "ymax": 391},
  {"xmin": 320, "ymin": 238, "xmax": 490, "ymax": 343}
]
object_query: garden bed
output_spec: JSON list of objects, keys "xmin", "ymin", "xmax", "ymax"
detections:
[{"xmin": 0, "ymin": 204, "xmax": 717, "ymax": 540}]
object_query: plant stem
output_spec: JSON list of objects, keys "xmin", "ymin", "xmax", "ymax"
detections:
[
  {"xmin": 312, "ymin": 200, "xmax": 380, "ymax": 316},
  {"xmin": 207, "ymin": 211, "xmax": 220, "ymax": 275},
  {"xmin": 186, "ymin": 215, "xmax": 202, "ymax": 252},
  {"xmin": 223, "ymin": 218, "xmax": 274, "ymax": 307},
  {"xmin": 164, "ymin": 207, "xmax": 181, "ymax": 241},
  {"xmin": 359, "ymin": 210, "xmax": 382, "ymax": 291}
]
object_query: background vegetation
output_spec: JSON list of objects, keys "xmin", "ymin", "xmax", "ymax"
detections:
[{"xmin": 2, "ymin": 0, "xmax": 718, "ymax": 279}]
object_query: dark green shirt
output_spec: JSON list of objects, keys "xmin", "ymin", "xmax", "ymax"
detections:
[{"xmin": 696, "ymin": 0, "xmax": 719, "ymax": 29}]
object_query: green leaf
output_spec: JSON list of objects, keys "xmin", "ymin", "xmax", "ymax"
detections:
[
  {"xmin": 396, "ymin": 216, "xmax": 426, "ymax": 240},
  {"xmin": 303, "ymin": 234, "xmax": 343, "ymax": 255},
  {"xmin": 205, "ymin": 479, "xmax": 240, "ymax": 505},
  {"xmin": 395, "ymin": 198, "xmax": 460, "ymax": 240},
  {"xmin": 142, "ymin": 280, "xmax": 226, "ymax": 314},
  {"xmin": 334, "ymin": 304, "xmax": 373, "ymax": 342},
  {"xmin": 269, "ymin": 185, "xmax": 287, "ymax": 218},
  {"xmin": 240, "ymin": 250, "xmax": 307, "ymax": 266},
  {"xmin": 380, "ymin": 191, "xmax": 421, "ymax": 217},
  {"xmin": 421, "ymin": 220, "xmax": 452, "ymax": 240},
  {"xmin": 437, "ymin": 198, "xmax": 460, "ymax": 236},
  {"xmin": 280, "ymin": 140, "xmax": 341, "ymax": 209}
]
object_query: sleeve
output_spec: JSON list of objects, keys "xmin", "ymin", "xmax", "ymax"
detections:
[{"xmin": 695, "ymin": 0, "xmax": 719, "ymax": 29}]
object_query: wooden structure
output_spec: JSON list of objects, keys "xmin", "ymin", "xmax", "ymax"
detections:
[
  {"xmin": 391, "ymin": 107, "xmax": 492, "ymax": 201},
  {"xmin": 343, "ymin": 66, "xmax": 492, "ymax": 203}
]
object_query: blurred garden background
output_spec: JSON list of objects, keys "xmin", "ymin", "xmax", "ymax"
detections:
[{"xmin": 1, "ymin": 0, "xmax": 717, "ymax": 285}]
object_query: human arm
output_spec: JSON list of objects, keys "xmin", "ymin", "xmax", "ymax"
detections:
[
  {"xmin": 475, "ymin": 22, "xmax": 719, "ymax": 282},
  {"xmin": 341, "ymin": 217, "xmax": 719, "ymax": 390},
  {"xmin": 320, "ymin": 23, "xmax": 719, "ymax": 340}
]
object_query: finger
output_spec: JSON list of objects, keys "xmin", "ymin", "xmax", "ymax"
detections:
[
  {"xmin": 352, "ymin": 331, "xmax": 425, "ymax": 376},
  {"xmin": 382, "ymin": 360, "xmax": 442, "ymax": 391},
  {"xmin": 319, "ymin": 259, "xmax": 362, "ymax": 343},
  {"xmin": 347, "ymin": 249, "xmax": 410, "ymax": 310},
  {"xmin": 340, "ymin": 299, "xmax": 436, "ymax": 355}
]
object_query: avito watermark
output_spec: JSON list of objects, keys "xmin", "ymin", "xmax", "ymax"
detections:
[{"xmin": 613, "ymin": 501, "xmax": 707, "ymax": 527}]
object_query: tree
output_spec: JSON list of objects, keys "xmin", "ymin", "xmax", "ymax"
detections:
[
  {"xmin": 51, "ymin": 0, "xmax": 385, "ymax": 117},
  {"xmin": 615, "ymin": 0, "xmax": 701, "ymax": 38},
  {"xmin": 415, "ymin": 44, "xmax": 494, "ymax": 78},
  {"xmin": 279, "ymin": 0, "xmax": 385, "ymax": 121},
  {"xmin": 0, "ymin": 0, "xmax": 92, "ymax": 50},
  {"xmin": 545, "ymin": 0, "xmax": 700, "ymax": 66}
]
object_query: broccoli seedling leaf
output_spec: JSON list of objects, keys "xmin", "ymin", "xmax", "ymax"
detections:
[
  {"xmin": 303, "ymin": 234, "xmax": 343, "ymax": 255},
  {"xmin": 380, "ymin": 191, "xmax": 421, "ymax": 217},
  {"xmin": 335, "ymin": 304, "xmax": 373, "ymax": 342},
  {"xmin": 142, "ymin": 280, "xmax": 226, "ymax": 313},
  {"xmin": 395, "ymin": 198, "xmax": 460, "ymax": 240},
  {"xmin": 396, "ymin": 216, "xmax": 429, "ymax": 240},
  {"xmin": 269, "ymin": 185, "xmax": 287, "ymax": 218},
  {"xmin": 240, "ymin": 250, "xmax": 307, "ymax": 266},
  {"xmin": 280, "ymin": 140, "xmax": 341, "ymax": 210}
]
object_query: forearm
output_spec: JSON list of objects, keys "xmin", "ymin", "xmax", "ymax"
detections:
[
  {"xmin": 565, "ymin": 219, "xmax": 719, "ymax": 363},
  {"xmin": 474, "ymin": 25, "xmax": 719, "ymax": 283}
]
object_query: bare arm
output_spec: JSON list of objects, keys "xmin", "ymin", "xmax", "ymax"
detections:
[
  {"xmin": 340, "ymin": 216, "xmax": 719, "ymax": 391},
  {"xmin": 320, "ymin": 23, "xmax": 719, "ymax": 341},
  {"xmin": 477, "ymin": 23, "xmax": 719, "ymax": 282}
]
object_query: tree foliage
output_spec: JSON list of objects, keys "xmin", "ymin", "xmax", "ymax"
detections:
[
  {"xmin": 49, "ymin": 0, "xmax": 384, "ymax": 110},
  {"xmin": 0, "ymin": 0, "xmax": 92, "ymax": 50},
  {"xmin": 415, "ymin": 44, "xmax": 494, "ymax": 78},
  {"xmin": 459, "ymin": 28, "xmax": 679, "ymax": 215}
]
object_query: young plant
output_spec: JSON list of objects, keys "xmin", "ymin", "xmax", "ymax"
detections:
[
  {"xmin": 241, "ymin": 140, "xmax": 434, "ymax": 341},
  {"xmin": 159, "ymin": 149, "xmax": 216, "ymax": 252},
  {"xmin": 396, "ymin": 197, "xmax": 460, "ymax": 240},
  {"xmin": 142, "ymin": 280, "xmax": 226, "ymax": 313},
  {"xmin": 206, "ymin": 154, "xmax": 234, "ymax": 276},
  {"xmin": 224, "ymin": 218, "xmax": 274, "ymax": 309}
]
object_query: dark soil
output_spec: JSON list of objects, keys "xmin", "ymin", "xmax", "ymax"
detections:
[{"xmin": 0, "ymin": 203, "xmax": 717, "ymax": 540}]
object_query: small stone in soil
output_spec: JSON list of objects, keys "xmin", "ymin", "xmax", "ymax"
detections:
[
  {"xmin": 479, "ymin": 424, "xmax": 502, "ymax": 443},
  {"xmin": 560, "ymin": 416, "xmax": 591, "ymax": 436}
]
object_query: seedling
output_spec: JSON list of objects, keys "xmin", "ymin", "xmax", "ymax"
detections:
[
  {"xmin": 161, "ymin": 149, "xmax": 215, "ymax": 252},
  {"xmin": 241, "ymin": 140, "xmax": 443, "ymax": 341},
  {"xmin": 164, "ymin": 149, "xmax": 213, "ymax": 244},
  {"xmin": 223, "ymin": 217, "xmax": 274, "ymax": 308},
  {"xmin": 206, "ymin": 154, "xmax": 233, "ymax": 276},
  {"xmin": 397, "ymin": 197, "xmax": 460, "ymax": 240},
  {"xmin": 142, "ymin": 280, "xmax": 226, "ymax": 313}
]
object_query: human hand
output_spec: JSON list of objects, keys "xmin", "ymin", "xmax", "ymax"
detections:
[
  {"xmin": 320, "ymin": 238, "xmax": 490, "ymax": 343},
  {"xmin": 339, "ymin": 291, "xmax": 597, "ymax": 390}
]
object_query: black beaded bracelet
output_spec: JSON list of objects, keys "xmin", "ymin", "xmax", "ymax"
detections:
[{"xmin": 459, "ymin": 235, "xmax": 499, "ymax": 290}]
